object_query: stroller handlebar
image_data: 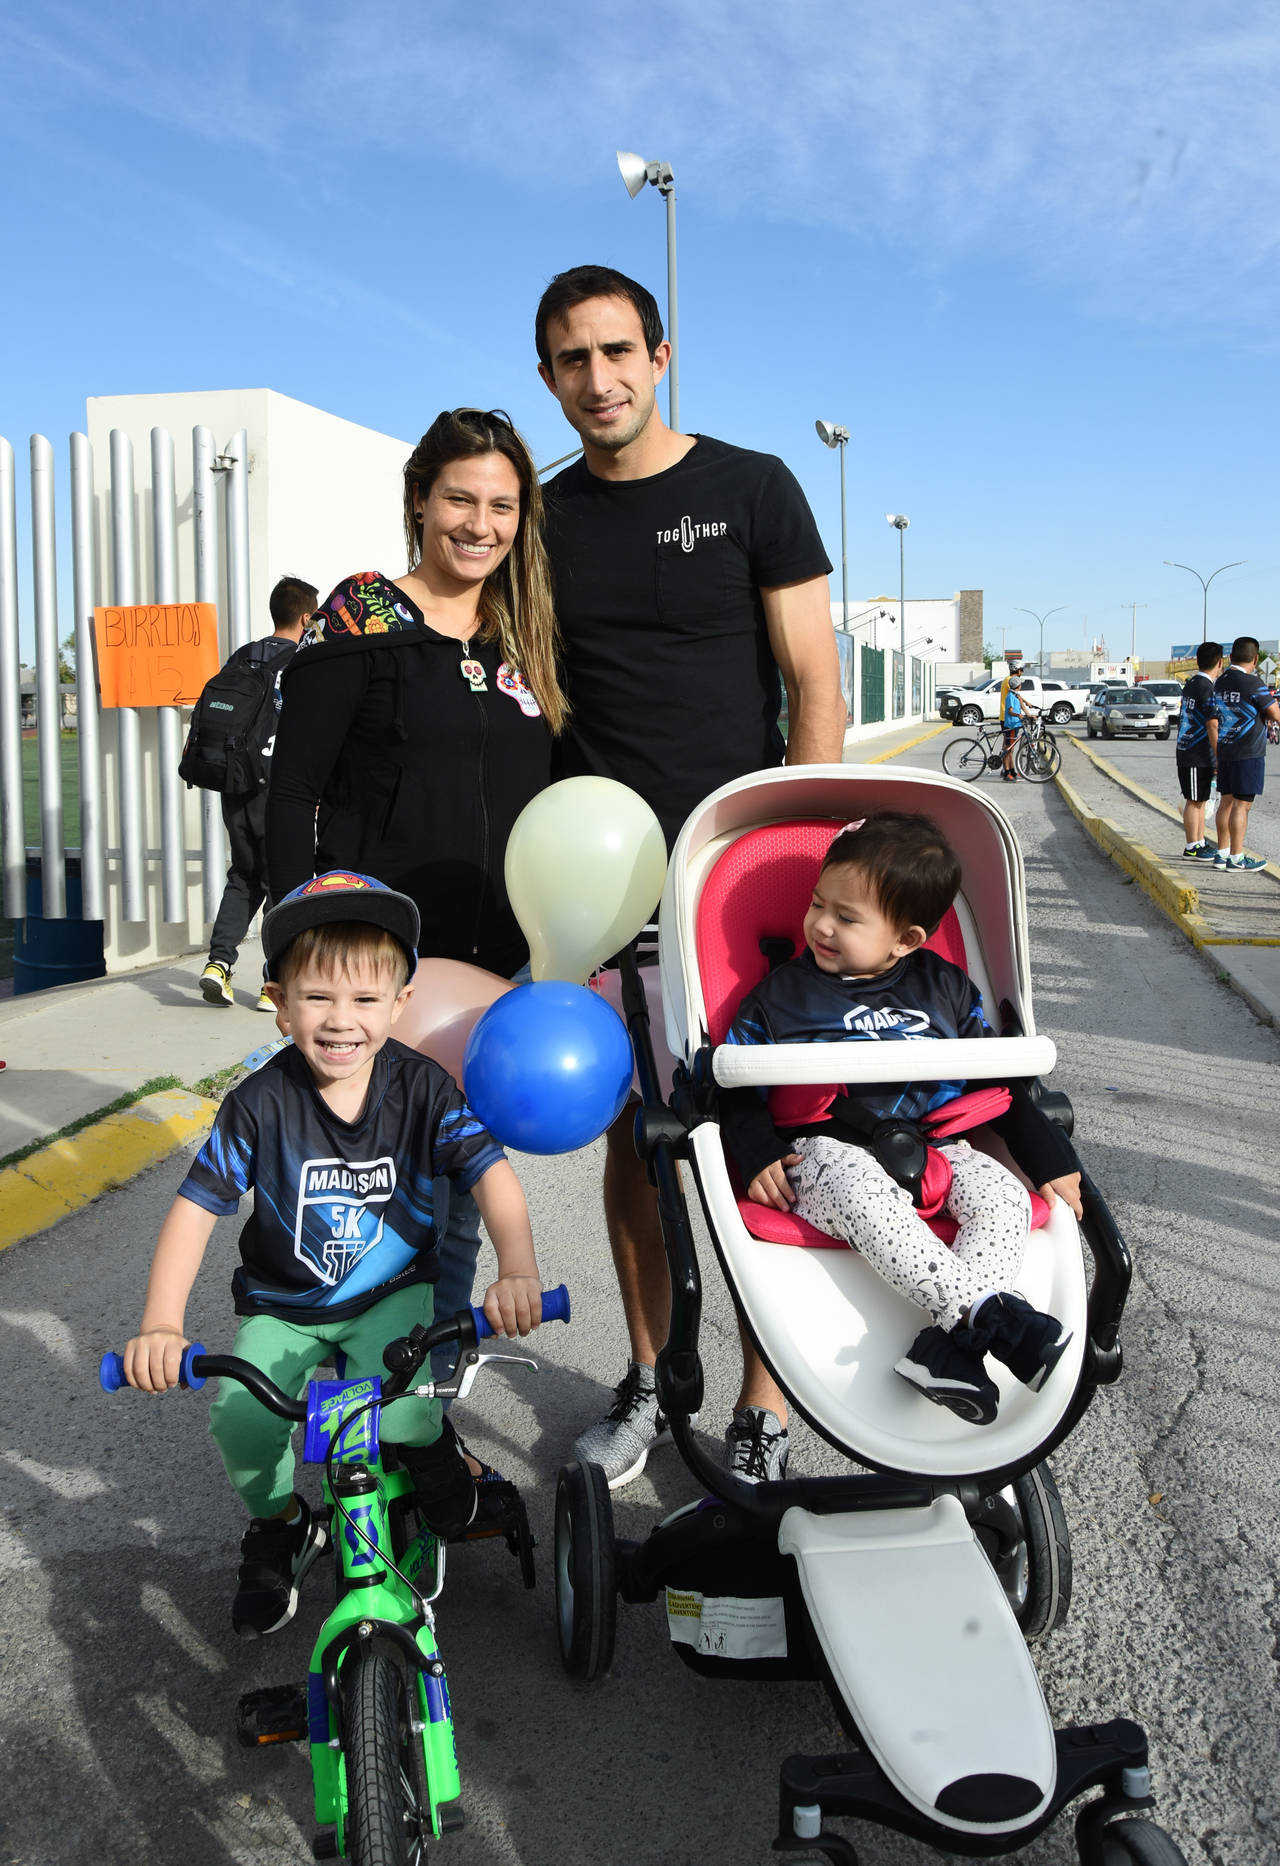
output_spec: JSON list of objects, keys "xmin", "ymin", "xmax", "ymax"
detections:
[{"xmin": 711, "ymin": 1035, "xmax": 1057, "ymax": 1089}]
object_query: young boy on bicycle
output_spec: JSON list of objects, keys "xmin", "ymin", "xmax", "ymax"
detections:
[{"xmin": 123, "ymin": 871, "xmax": 545, "ymax": 1637}]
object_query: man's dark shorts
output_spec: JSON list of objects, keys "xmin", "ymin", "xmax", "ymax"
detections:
[
  {"xmin": 1218, "ymin": 756, "xmax": 1265, "ymax": 803},
  {"xmin": 1176, "ymin": 761, "xmax": 1214, "ymax": 803}
]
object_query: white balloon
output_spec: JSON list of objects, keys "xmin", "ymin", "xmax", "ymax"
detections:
[{"xmin": 505, "ymin": 778, "xmax": 668, "ymax": 984}]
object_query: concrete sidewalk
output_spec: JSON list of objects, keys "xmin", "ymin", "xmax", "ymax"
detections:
[{"xmin": 1054, "ymin": 732, "xmax": 1280, "ymax": 1029}]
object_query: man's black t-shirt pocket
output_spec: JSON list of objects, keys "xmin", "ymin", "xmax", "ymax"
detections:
[{"xmin": 655, "ymin": 536, "xmax": 729, "ymax": 635}]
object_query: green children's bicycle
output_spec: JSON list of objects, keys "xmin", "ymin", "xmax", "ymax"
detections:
[{"xmin": 102, "ymin": 1285, "xmax": 569, "ymax": 1864}]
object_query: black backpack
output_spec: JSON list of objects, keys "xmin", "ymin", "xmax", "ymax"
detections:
[{"xmin": 179, "ymin": 641, "xmax": 290, "ymax": 798}]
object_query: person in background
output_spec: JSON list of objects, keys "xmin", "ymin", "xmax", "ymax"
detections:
[
  {"xmin": 201, "ymin": 576, "xmax": 317, "ymax": 1011},
  {"xmin": 1175, "ymin": 641, "xmax": 1223, "ymax": 861},
  {"xmin": 1212, "ymin": 636, "xmax": 1279, "ymax": 874},
  {"xmin": 1001, "ymin": 673, "xmax": 1035, "ymax": 783},
  {"xmin": 535, "ymin": 262, "xmax": 845, "ymax": 1488}
]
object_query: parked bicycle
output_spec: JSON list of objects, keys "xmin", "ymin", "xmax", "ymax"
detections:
[
  {"xmin": 1013, "ymin": 714, "xmax": 1062, "ymax": 783},
  {"xmin": 942, "ymin": 720, "xmax": 1006, "ymax": 782},
  {"xmin": 103, "ymin": 1288, "xmax": 570, "ymax": 1865}
]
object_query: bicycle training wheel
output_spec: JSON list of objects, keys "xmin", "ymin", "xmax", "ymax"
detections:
[
  {"xmin": 1014, "ymin": 731, "xmax": 1061, "ymax": 783},
  {"xmin": 343, "ymin": 1651, "xmax": 428, "ymax": 1866},
  {"xmin": 942, "ymin": 736, "xmax": 991, "ymax": 782}
]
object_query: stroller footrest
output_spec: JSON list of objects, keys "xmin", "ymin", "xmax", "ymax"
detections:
[{"xmin": 778, "ymin": 1496, "xmax": 1056, "ymax": 1835}]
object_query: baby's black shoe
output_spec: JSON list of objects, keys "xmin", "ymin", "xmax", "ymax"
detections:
[{"xmin": 970, "ymin": 1292, "xmax": 1072, "ymax": 1391}]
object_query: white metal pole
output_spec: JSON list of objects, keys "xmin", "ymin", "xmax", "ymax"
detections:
[
  {"xmin": 224, "ymin": 429, "xmax": 251, "ymax": 651},
  {"xmin": 151, "ymin": 428, "xmax": 186, "ymax": 922},
  {"xmin": 109, "ymin": 428, "xmax": 146, "ymax": 922},
  {"xmin": 193, "ymin": 426, "xmax": 225, "ymax": 921},
  {"xmin": 70, "ymin": 432, "xmax": 105, "ymax": 920},
  {"xmin": 0, "ymin": 439, "xmax": 24, "ymax": 917},
  {"xmin": 30, "ymin": 435, "xmax": 66, "ymax": 916}
]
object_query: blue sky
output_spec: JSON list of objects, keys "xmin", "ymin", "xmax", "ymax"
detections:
[{"xmin": 3, "ymin": 0, "xmax": 1277, "ymax": 662}]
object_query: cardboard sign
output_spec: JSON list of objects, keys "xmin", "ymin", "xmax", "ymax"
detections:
[{"xmin": 93, "ymin": 603, "xmax": 220, "ymax": 708}]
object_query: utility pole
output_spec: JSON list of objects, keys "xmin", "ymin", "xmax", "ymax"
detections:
[{"xmin": 1122, "ymin": 602, "xmax": 1148, "ymax": 662}]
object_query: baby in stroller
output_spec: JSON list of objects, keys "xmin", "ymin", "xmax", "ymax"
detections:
[{"xmin": 720, "ymin": 810, "xmax": 1082, "ymax": 1426}]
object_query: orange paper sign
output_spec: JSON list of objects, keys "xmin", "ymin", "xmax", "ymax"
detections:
[{"xmin": 93, "ymin": 603, "xmax": 220, "ymax": 708}]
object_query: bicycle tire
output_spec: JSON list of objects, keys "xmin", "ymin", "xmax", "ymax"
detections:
[
  {"xmin": 942, "ymin": 736, "xmax": 992, "ymax": 782},
  {"xmin": 343, "ymin": 1651, "xmax": 427, "ymax": 1866},
  {"xmin": 1014, "ymin": 730, "xmax": 1061, "ymax": 782}
]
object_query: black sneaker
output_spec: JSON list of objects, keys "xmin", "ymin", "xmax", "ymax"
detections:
[
  {"xmin": 970, "ymin": 1293, "xmax": 1072, "ymax": 1392},
  {"xmin": 894, "ymin": 1325, "xmax": 1000, "ymax": 1424},
  {"xmin": 232, "ymin": 1497, "xmax": 328, "ymax": 1638},
  {"xmin": 400, "ymin": 1417, "xmax": 478, "ymax": 1540}
]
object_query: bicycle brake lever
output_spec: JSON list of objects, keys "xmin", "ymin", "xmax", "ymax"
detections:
[{"xmin": 449, "ymin": 1348, "xmax": 539, "ymax": 1403}]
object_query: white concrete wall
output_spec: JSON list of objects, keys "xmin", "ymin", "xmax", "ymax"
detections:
[
  {"xmin": 82, "ymin": 390, "xmax": 412, "ymax": 973},
  {"xmin": 829, "ymin": 595, "xmax": 960, "ymax": 658}
]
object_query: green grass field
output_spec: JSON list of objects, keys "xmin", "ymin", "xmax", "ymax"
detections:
[{"xmin": 1, "ymin": 734, "xmax": 83, "ymax": 981}]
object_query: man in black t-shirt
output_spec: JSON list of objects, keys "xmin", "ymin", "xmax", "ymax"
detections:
[
  {"xmin": 536, "ymin": 263, "xmax": 846, "ymax": 1488},
  {"xmin": 1174, "ymin": 640, "xmax": 1223, "ymax": 861},
  {"xmin": 200, "ymin": 576, "xmax": 317, "ymax": 1010},
  {"xmin": 1211, "ymin": 634, "xmax": 1280, "ymax": 873}
]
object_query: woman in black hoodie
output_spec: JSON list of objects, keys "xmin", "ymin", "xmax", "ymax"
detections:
[{"xmin": 266, "ymin": 407, "xmax": 567, "ymax": 1383}]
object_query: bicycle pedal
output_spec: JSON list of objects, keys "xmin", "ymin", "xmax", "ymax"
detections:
[{"xmin": 236, "ymin": 1682, "xmax": 308, "ymax": 1747}]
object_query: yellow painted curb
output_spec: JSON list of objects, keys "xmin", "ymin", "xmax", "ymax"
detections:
[
  {"xmin": 0, "ymin": 1088, "xmax": 220, "ymax": 1254},
  {"xmin": 862, "ymin": 722, "xmax": 951, "ymax": 764},
  {"xmin": 1069, "ymin": 734, "xmax": 1183, "ymax": 824}
]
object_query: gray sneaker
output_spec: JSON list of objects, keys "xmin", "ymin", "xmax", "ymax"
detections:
[
  {"xmin": 573, "ymin": 1363, "xmax": 670, "ymax": 1489},
  {"xmin": 723, "ymin": 1407, "xmax": 790, "ymax": 1485}
]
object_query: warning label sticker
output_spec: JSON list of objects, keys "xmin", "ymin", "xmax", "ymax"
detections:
[{"xmin": 664, "ymin": 1588, "xmax": 787, "ymax": 1660}]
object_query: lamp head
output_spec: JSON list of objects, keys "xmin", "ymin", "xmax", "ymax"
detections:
[
  {"xmin": 617, "ymin": 150, "xmax": 649, "ymax": 198},
  {"xmin": 886, "ymin": 513, "xmax": 910, "ymax": 531},
  {"xmin": 815, "ymin": 419, "xmax": 848, "ymax": 448}
]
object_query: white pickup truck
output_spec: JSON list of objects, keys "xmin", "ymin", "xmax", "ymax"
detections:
[{"xmin": 938, "ymin": 675, "xmax": 1091, "ymax": 727}]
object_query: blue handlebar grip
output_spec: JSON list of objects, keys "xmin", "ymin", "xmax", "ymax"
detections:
[
  {"xmin": 468, "ymin": 1283, "xmax": 570, "ymax": 1341},
  {"xmin": 98, "ymin": 1343, "xmax": 206, "ymax": 1393}
]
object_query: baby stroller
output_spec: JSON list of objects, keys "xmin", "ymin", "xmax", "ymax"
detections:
[{"xmin": 553, "ymin": 765, "xmax": 1187, "ymax": 1865}]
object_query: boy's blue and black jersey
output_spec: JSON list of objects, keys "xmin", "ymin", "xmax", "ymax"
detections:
[
  {"xmin": 180, "ymin": 1038, "xmax": 504, "ymax": 1322},
  {"xmin": 720, "ymin": 947, "xmax": 1076, "ymax": 1189},
  {"xmin": 1176, "ymin": 672, "xmax": 1217, "ymax": 765},
  {"xmin": 1213, "ymin": 667, "xmax": 1274, "ymax": 762}
]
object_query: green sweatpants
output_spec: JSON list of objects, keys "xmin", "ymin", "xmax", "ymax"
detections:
[{"xmin": 208, "ymin": 1284, "xmax": 442, "ymax": 1519}]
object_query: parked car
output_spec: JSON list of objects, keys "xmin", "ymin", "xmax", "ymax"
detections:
[
  {"xmin": 1135, "ymin": 679, "xmax": 1185, "ymax": 715},
  {"xmin": 940, "ymin": 674, "xmax": 1090, "ymax": 727},
  {"xmin": 1084, "ymin": 688, "xmax": 1171, "ymax": 740}
]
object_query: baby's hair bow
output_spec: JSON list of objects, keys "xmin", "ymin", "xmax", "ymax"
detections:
[{"xmin": 839, "ymin": 819, "xmax": 866, "ymax": 835}]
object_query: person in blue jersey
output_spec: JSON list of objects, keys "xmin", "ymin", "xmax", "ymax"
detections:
[
  {"xmin": 720, "ymin": 814, "xmax": 1081, "ymax": 1437},
  {"xmin": 1211, "ymin": 635, "xmax": 1280, "ymax": 874},
  {"xmin": 1175, "ymin": 641, "xmax": 1224, "ymax": 860},
  {"xmin": 122, "ymin": 871, "xmax": 546, "ymax": 1637}
]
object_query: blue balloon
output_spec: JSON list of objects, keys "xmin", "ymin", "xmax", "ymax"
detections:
[{"xmin": 462, "ymin": 982, "xmax": 634, "ymax": 1155}]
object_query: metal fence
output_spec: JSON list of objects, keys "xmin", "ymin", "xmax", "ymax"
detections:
[{"xmin": 0, "ymin": 424, "xmax": 250, "ymax": 964}]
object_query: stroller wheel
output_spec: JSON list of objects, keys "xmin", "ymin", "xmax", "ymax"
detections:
[
  {"xmin": 1095, "ymin": 1819, "xmax": 1190, "ymax": 1864},
  {"xmin": 554, "ymin": 1461, "xmax": 617, "ymax": 1680},
  {"xmin": 976, "ymin": 1461, "xmax": 1072, "ymax": 1642}
]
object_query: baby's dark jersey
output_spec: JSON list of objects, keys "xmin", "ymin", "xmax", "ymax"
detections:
[
  {"xmin": 721, "ymin": 947, "xmax": 1078, "ymax": 1191},
  {"xmin": 726, "ymin": 947, "xmax": 989, "ymax": 1128},
  {"xmin": 1176, "ymin": 672, "xmax": 1216, "ymax": 763},
  {"xmin": 180, "ymin": 1038, "xmax": 504, "ymax": 1321}
]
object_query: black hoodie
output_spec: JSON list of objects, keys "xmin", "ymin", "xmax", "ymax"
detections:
[{"xmin": 266, "ymin": 572, "xmax": 552, "ymax": 976}]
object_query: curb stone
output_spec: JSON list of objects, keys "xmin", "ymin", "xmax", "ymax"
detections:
[{"xmin": 0, "ymin": 1087, "xmax": 220, "ymax": 1253}]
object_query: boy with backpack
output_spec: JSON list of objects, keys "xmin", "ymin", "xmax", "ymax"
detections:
[{"xmin": 183, "ymin": 576, "xmax": 318, "ymax": 1009}]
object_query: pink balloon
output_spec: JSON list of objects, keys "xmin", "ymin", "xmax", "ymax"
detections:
[{"xmin": 396, "ymin": 959, "xmax": 515, "ymax": 1086}]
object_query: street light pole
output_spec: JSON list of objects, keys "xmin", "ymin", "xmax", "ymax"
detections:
[
  {"xmin": 617, "ymin": 150, "xmax": 679, "ymax": 430},
  {"xmin": 1016, "ymin": 605, "xmax": 1066, "ymax": 675},
  {"xmin": 1163, "ymin": 559, "xmax": 1246, "ymax": 644},
  {"xmin": 886, "ymin": 514, "xmax": 909, "ymax": 653},
  {"xmin": 815, "ymin": 421, "xmax": 850, "ymax": 631}
]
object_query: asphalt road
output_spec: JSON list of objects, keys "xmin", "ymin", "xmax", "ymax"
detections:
[
  {"xmin": 2, "ymin": 744, "xmax": 1278, "ymax": 1866},
  {"xmin": 1063, "ymin": 720, "xmax": 1280, "ymax": 866}
]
